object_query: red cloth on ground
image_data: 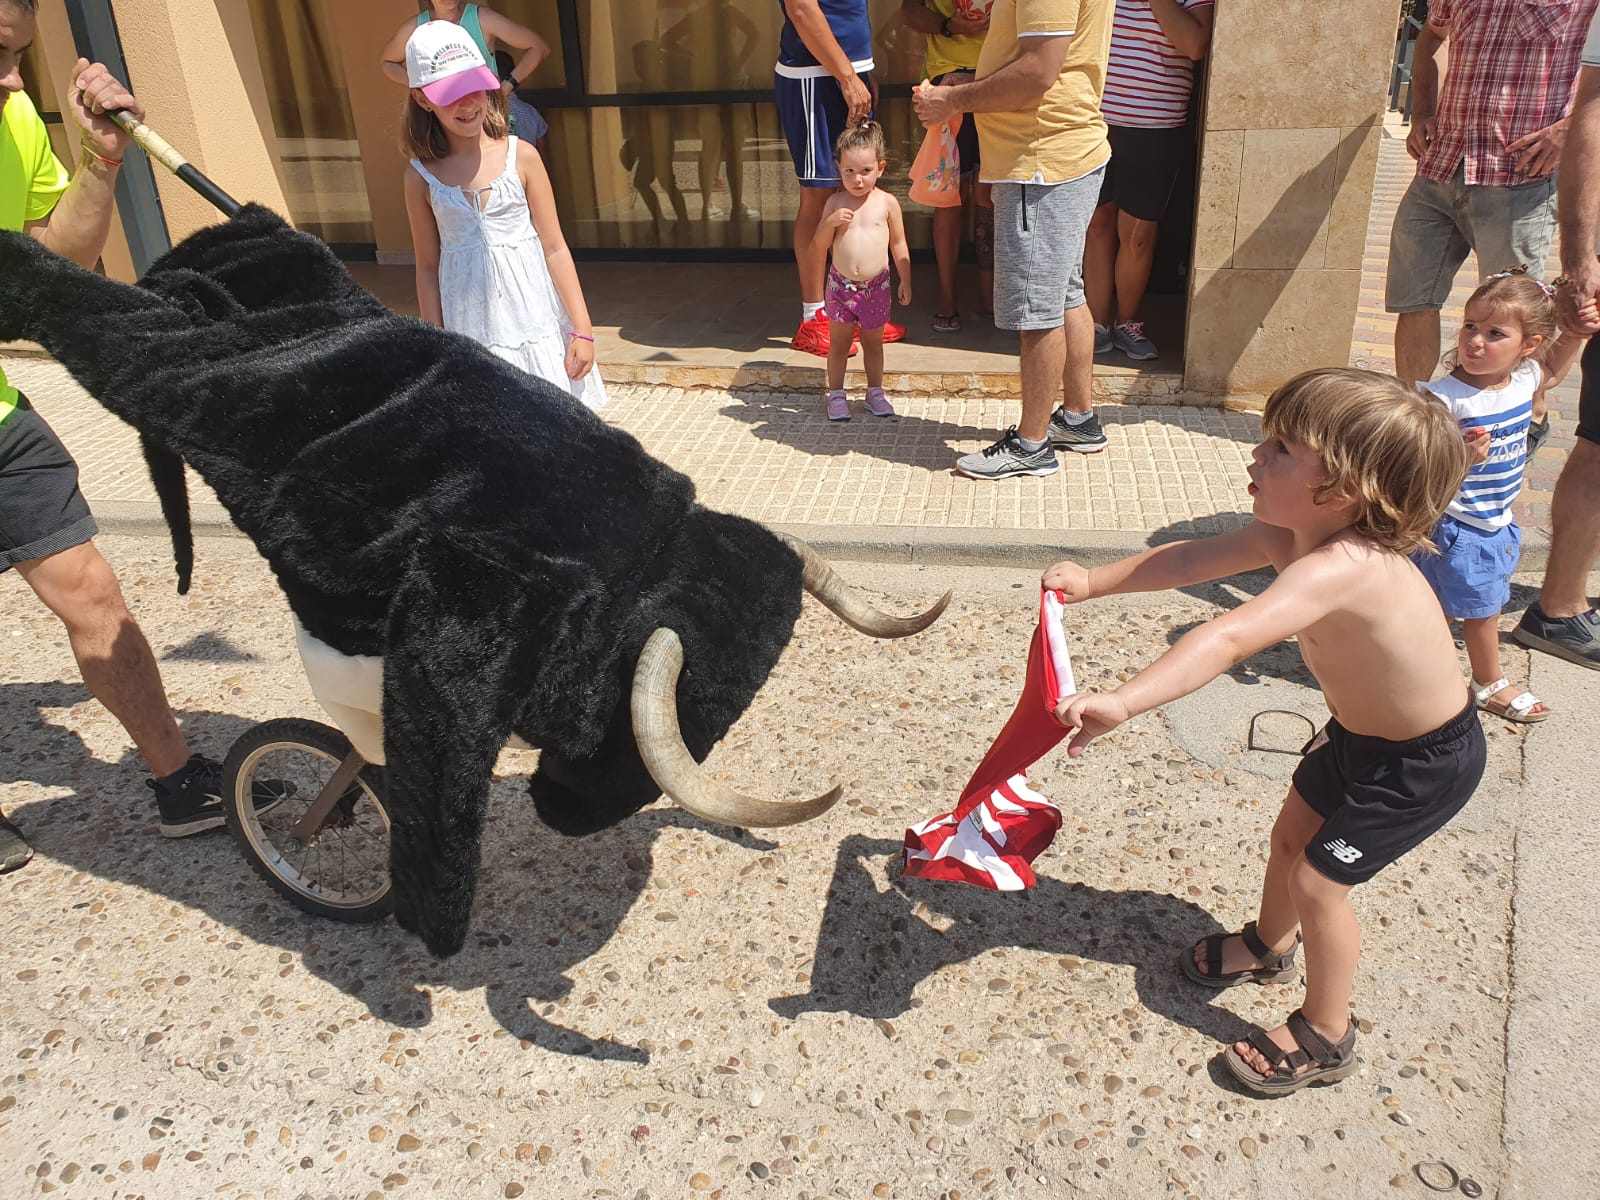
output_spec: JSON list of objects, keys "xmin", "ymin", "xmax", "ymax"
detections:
[{"xmin": 902, "ymin": 590, "xmax": 1074, "ymax": 889}]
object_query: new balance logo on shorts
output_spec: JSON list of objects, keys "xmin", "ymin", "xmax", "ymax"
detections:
[{"xmin": 1324, "ymin": 838, "xmax": 1363, "ymax": 864}]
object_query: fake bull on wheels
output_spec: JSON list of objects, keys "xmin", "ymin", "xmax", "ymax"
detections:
[{"xmin": 0, "ymin": 116, "xmax": 949, "ymax": 958}]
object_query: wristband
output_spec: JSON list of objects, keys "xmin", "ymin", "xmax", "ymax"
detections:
[
  {"xmin": 80, "ymin": 142, "xmax": 123, "ymax": 168},
  {"xmin": 940, "ymin": 17, "xmax": 952, "ymax": 36},
  {"xmin": 507, "ymin": 73, "xmax": 521, "ymax": 89},
  {"xmin": 569, "ymin": 332, "xmax": 594, "ymax": 342}
]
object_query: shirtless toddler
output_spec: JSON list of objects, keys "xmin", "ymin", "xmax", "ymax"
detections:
[
  {"xmin": 812, "ymin": 121, "xmax": 911, "ymax": 420},
  {"xmin": 1045, "ymin": 368, "xmax": 1481, "ymax": 1095}
]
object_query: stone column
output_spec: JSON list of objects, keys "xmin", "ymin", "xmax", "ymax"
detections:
[{"xmin": 1184, "ymin": 0, "xmax": 1398, "ymax": 402}]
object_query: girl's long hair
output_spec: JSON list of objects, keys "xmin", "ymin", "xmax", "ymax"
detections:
[{"xmin": 401, "ymin": 86, "xmax": 508, "ymax": 161}]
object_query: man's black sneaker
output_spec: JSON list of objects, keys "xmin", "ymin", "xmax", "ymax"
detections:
[
  {"xmin": 146, "ymin": 754, "xmax": 292, "ymax": 838},
  {"xmin": 1046, "ymin": 407, "xmax": 1109, "ymax": 454},
  {"xmin": 0, "ymin": 819, "xmax": 33, "ymax": 874},
  {"xmin": 1512, "ymin": 604, "xmax": 1600, "ymax": 670}
]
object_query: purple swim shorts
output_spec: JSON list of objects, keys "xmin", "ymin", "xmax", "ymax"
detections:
[{"xmin": 824, "ymin": 264, "xmax": 892, "ymax": 330}]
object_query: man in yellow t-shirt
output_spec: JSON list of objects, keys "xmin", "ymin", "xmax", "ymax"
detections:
[
  {"xmin": 914, "ymin": 0, "xmax": 1114, "ymax": 480},
  {"xmin": 1, "ymin": 0, "xmax": 277, "ymax": 872}
]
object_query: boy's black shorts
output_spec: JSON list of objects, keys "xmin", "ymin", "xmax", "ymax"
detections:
[
  {"xmin": 1, "ymin": 393, "xmax": 98, "ymax": 572},
  {"xmin": 1293, "ymin": 699, "xmax": 1485, "ymax": 886}
]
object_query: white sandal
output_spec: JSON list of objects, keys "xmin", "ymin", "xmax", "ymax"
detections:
[{"xmin": 1472, "ymin": 677, "xmax": 1551, "ymax": 724}]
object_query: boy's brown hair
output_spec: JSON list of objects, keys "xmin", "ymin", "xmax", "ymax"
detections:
[
  {"xmin": 401, "ymin": 87, "xmax": 508, "ymax": 161},
  {"xmin": 1261, "ymin": 368, "xmax": 1469, "ymax": 555},
  {"xmin": 834, "ymin": 119, "xmax": 886, "ymax": 163}
]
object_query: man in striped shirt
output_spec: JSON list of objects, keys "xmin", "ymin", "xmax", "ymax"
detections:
[{"xmin": 1388, "ymin": 0, "xmax": 1598, "ymax": 386}]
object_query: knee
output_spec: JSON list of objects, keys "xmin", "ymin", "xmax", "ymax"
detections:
[
  {"xmin": 1118, "ymin": 215, "xmax": 1158, "ymax": 253},
  {"xmin": 1088, "ymin": 204, "xmax": 1117, "ymax": 238},
  {"xmin": 1287, "ymin": 856, "xmax": 1345, "ymax": 909},
  {"xmin": 61, "ymin": 556, "xmax": 133, "ymax": 630}
]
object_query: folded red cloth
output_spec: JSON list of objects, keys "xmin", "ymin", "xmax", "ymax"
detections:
[{"xmin": 902, "ymin": 590, "xmax": 1074, "ymax": 889}]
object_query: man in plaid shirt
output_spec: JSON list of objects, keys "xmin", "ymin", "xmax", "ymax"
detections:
[{"xmin": 1388, "ymin": 0, "xmax": 1598, "ymax": 386}]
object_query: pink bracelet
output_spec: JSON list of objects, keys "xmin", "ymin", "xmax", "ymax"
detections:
[{"xmin": 569, "ymin": 332, "xmax": 594, "ymax": 342}]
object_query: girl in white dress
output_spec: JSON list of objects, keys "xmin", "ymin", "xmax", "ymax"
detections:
[{"xmin": 400, "ymin": 20, "xmax": 606, "ymax": 409}]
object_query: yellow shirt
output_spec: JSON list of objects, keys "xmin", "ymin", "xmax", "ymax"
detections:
[
  {"xmin": 974, "ymin": 0, "xmax": 1112, "ymax": 185},
  {"xmin": 1, "ymin": 92, "xmax": 71, "ymax": 423},
  {"xmin": 924, "ymin": 0, "xmax": 986, "ymax": 80}
]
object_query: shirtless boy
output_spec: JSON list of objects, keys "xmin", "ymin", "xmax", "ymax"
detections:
[
  {"xmin": 1045, "ymin": 368, "xmax": 1482, "ymax": 1095},
  {"xmin": 812, "ymin": 120, "xmax": 911, "ymax": 420}
]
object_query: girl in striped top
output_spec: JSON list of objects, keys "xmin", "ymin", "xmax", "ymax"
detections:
[{"xmin": 1415, "ymin": 269, "xmax": 1586, "ymax": 724}]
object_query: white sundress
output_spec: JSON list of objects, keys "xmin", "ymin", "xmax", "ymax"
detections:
[{"xmin": 410, "ymin": 136, "xmax": 607, "ymax": 410}]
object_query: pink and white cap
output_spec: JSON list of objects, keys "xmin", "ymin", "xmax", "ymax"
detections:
[{"xmin": 405, "ymin": 20, "xmax": 500, "ymax": 107}]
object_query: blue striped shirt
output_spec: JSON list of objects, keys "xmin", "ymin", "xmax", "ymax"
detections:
[{"xmin": 1423, "ymin": 360, "xmax": 1538, "ymax": 532}]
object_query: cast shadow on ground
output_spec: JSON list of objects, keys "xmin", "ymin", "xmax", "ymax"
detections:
[
  {"xmin": 769, "ymin": 834, "xmax": 1250, "ymax": 1046},
  {"xmin": 0, "ymin": 682, "xmax": 782, "ymax": 1064},
  {"xmin": 717, "ymin": 386, "xmax": 991, "ymax": 472}
]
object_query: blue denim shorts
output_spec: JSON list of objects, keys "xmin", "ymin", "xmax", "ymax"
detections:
[
  {"xmin": 1385, "ymin": 165, "xmax": 1557, "ymax": 313},
  {"xmin": 1412, "ymin": 514, "xmax": 1521, "ymax": 620}
]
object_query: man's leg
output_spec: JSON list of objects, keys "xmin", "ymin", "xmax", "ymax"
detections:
[
  {"xmin": 794, "ymin": 185, "xmax": 833, "ymax": 307},
  {"xmin": 1018, "ymin": 325, "xmax": 1067, "ymax": 442},
  {"xmin": 16, "ymin": 541, "xmax": 191, "ymax": 778},
  {"xmin": 1387, "ymin": 172, "xmax": 1471, "ymax": 386}
]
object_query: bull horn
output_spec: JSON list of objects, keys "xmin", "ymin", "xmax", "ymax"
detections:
[
  {"xmin": 776, "ymin": 532, "xmax": 951, "ymax": 638},
  {"xmin": 631, "ymin": 628, "xmax": 842, "ymax": 828}
]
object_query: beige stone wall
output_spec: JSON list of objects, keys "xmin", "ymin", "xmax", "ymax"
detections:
[{"xmin": 1185, "ymin": 0, "xmax": 1397, "ymax": 399}]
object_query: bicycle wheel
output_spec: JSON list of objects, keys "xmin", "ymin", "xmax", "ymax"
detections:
[{"xmin": 221, "ymin": 718, "xmax": 392, "ymax": 923}]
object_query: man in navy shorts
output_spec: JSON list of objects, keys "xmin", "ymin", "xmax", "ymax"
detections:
[{"xmin": 775, "ymin": 0, "xmax": 905, "ymax": 356}]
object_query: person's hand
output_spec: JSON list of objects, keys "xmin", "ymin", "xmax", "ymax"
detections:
[
  {"xmin": 70, "ymin": 59, "xmax": 142, "ymax": 160},
  {"xmin": 840, "ymin": 72, "xmax": 872, "ymax": 126},
  {"xmin": 565, "ymin": 335, "xmax": 595, "ymax": 380},
  {"xmin": 897, "ymin": 277, "xmax": 912, "ymax": 306},
  {"xmin": 1557, "ymin": 258, "xmax": 1600, "ymax": 336},
  {"xmin": 947, "ymin": 14, "xmax": 989, "ymax": 35},
  {"xmin": 1462, "ymin": 425, "xmax": 1491, "ymax": 465},
  {"xmin": 825, "ymin": 208, "xmax": 855, "ymax": 231},
  {"xmin": 1405, "ymin": 115, "xmax": 1437, "ymax": 162},
  {"xmin": 501, "ymin": 78, "xmax": 516, "ymax": 95},
  {"xmin": 1041, "ymin": 559, "xmax": 1093, "ymax": 603},
  {"xmin": 1507, "ymin": 118, "xmax": 1567, "ymax": 179},
  {"xmin": 1052, "ymin": 692, "xmax": 1130, "ymax": 757},
  {"xmin": 913, "ymin": 81, "xmax": 959, "ymax": 128}
]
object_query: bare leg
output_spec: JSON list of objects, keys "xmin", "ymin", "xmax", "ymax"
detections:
[
  {"xmin": 1061, "ymin": 303, "xmax": 1096, "ymax": 416},
  {"xmin": 974, "ymin": 185, "xmax": 994, "ymax": 315},
  {"xmin": 932, "ymin": 203, "xmax": 963, "ymax": 318},
  {"xmin": 1017, "ymin": 324, "xmax": 1066, "ymax": 442},
  {"xmin": 1113, "ymin": 210, "xmax": 1160, "ymax": 324},
  {"xmin": 1538, "ymin": 437, "xmax": 1600, "ymax": 618},
  {"xmin": 1083, "ymin": 202, "xmax": 1118, "ymax": 329},
  {"xmin": 15, "ymin": 541, "xmax": 190, "ymax": 778},
  {"xmin": 859, "ymin": 327, "xmax": 884, "ymax": 390},
  {"xmin": 1462, "ymin": 614, "xmax": 1546, "ymax": 713},
  {"xmin": 826, "ymin": 320, "xmax": 852, "ymax": 392},
  {"xmin": 1394, "ymin": 309, "xmax": 1443, "ymax": 387},
  {"xmin": 1194, "ymin": 785, "xmax": 1321, "ymax": 977},
  {"xmin": 794, "ymin": 187, "xmax": 833, "ymax": 306}
]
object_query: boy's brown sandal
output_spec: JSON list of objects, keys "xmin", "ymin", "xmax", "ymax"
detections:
[
  {"xmin": 1223, "ymin": 1008, "xmax": 1358, "ymax": 1095},
  {"xmin": 1180, "ymin": 921, "xmax": 1299, "ymax": 988}
]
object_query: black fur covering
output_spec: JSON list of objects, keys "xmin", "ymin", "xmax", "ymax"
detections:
[{"xmin": 0, "ymin": 208, "xmax": 804, "ymax": 956}]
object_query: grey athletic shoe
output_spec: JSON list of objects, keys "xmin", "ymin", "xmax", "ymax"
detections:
[
  {"xmin": 0, "ymin": 819, "xmax": 33, "ymax": 874},
  {"xmin": 1112, "ymin": 320, "xmax": 1159, "ymax": 360},
  {"xmin": 1047, "ymin": 407, "xmax": 1108, "ymax": 454},
  {"xmin": 955, "ymin": 428, "xmax": 1060, "ymax": 479},
  {"xmin": 1093, "ymin": 323, "xmax": 1113, "ymax": 355}
]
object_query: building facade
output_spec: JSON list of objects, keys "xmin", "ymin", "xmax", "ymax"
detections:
[{"xmin": 24, "ymin": 0, "xmax": 1402, "ymax": 401}]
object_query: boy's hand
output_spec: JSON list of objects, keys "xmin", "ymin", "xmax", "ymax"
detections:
[
  {"xmin": 897, "ymin": 277, "xmax": 912, "ymax": 306},
  {"xmin": 1463, "ymin": 425, "xmax": 1491, "ymax": 465},
  {"xmin": 1041, "ymin": 559, "xmax": 1093, "ymax": 602},
  {"xmin": 1053, "ymin": 693, "xmax": 1129, "ymax": 757},
  {"xmin": 826, "ymin": 208, "xmax": 855, "ymax": 231}
]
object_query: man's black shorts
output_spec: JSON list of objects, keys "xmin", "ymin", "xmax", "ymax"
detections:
[
  {"xmin": 1097, "ymin": 124, "xmax": 1189, "ymax": 223},
  {"xmin": 0, "ymin": 392, "xmax": 98, "ymax": 572},
  {"xmin": 1577, "ymin": 331, "xmax": 1600, "ymax": 445},
  {"xmin": 1293, "ymin": 700, "xmax": 1485, "ymax": 886}
]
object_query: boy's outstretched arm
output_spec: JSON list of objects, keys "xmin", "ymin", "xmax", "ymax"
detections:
[
  {"xmin": 1054, "ymin": 550, "xmax": 1345, "ymax": 756},
  {"xmin": 1043, "ymin": 522, "xmax": 1275, "ymax": 605}
]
